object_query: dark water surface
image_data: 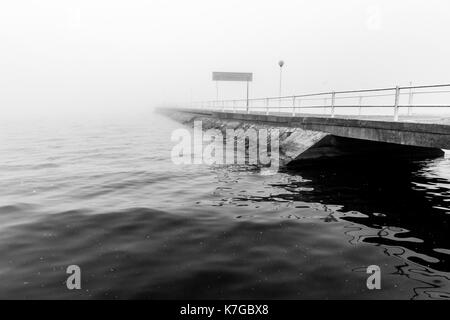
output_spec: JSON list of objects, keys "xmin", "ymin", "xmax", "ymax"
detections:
[{"xmin": 0, "ymin": 112, "xmax": 449, "ymax": 299}]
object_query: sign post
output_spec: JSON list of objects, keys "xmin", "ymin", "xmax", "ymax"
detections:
[
  {"xmin": 246, "ymin": 80, "xmax": 249, "ymax": 113},
  {"xmin": 212, "ymin": 72, "xmax": 253, "ymax": 113}
]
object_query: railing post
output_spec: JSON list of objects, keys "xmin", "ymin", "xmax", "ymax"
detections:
[
  {"xmin": 394, "ymin": 86, "xmax": 400, "ymax": 121},
  {"xmin": 298, "ymin": 99, "xmax": 301, "ymax": 115},
  {"xmin": 408, "ymin": 84, "xmax": 413, "ymax": 116},
  {"xmin": 247, "ymin": 99, "xmax": 250, "ymax": 114},
  {"xmin": 331, "ymin": 92, "xmax": 336, "ymax": 118},
  {"xmin": 292, "ymin": 97, "xmax": 296, "ymax": 116},
  {"xmin": 266, "ymin": 98, "xmax": 269, "ymax": 115},
  {"xmin": 358, "ymin": 96, "xmax": 363, "ymax": 116}
]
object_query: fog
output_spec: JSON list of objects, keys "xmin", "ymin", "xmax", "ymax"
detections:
[{"xmin": 1, "ymin": 0, "xmax": 450, "ymax": 119}]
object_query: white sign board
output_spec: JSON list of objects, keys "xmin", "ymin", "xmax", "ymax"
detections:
[{"xmin": 212, "ymin": 72, "xmax": 253, "ymax": 82}]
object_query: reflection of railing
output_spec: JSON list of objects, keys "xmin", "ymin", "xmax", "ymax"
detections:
[{"xmin": 190, "ymin": 84, "xmax": 450, "ymax": 121}]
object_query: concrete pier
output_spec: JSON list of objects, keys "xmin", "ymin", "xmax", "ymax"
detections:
[{"xmin": 160, "ymin": 108, "xmax": 449, "ymax": 165}]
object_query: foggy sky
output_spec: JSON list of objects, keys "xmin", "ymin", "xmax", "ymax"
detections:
[{"xmin": 1, "ymin": 0, "xmax": 450, "ymax": 118}]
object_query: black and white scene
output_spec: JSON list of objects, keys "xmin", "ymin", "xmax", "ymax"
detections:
[{"xmin": 1, "ymin": 0, "xmax": 450, "ymax": 304}]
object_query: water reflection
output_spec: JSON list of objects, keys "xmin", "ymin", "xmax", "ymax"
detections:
[
  {"xmin": 218, "ymin": 155, "xmax": 450, "ymax": 299},
  {"xmin": 280, "ymin": 157, "xmax": 450, "ymax": 272}
]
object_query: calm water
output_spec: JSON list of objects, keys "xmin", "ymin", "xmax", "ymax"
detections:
[{"xmin": 0, "ymin": 112, "xmax": 449, "ymax": 299}]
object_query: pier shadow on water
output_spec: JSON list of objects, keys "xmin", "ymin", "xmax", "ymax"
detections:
[
  {"xmin": 204, "ymin": 151, "xmax": 450, "ymax": 299},
  {"xmin": 281, "ymin": 155, "xmax": 450, "ymax": 272}
]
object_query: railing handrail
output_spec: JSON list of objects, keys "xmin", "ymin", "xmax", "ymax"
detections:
[
  {"xmin": 189, "ymin": 83, "xmax": 450, "ymax": 121},
  {"xmin": 193, "ymin": 83, "xmax": 450, "ymax": 104}
]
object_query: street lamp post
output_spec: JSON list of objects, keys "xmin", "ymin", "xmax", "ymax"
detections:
[{"xmin": 278, "ymin": 60, "xmax": 284, "ymax": 112}]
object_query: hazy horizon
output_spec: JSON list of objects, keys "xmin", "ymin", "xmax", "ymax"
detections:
[{"xmin": 1, "ymin": 0, "xmax": 450, "ymax": 119}]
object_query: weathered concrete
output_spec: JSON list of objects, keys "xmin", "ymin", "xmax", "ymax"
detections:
[
  {"xmin": 164, "ymin": 108, "xmax": 450, "ymax": 150},
  {"xmin": 159, "ymin": 108, "xmax": 447, "ymax": 165},
  {"xmin": 163, "ymin": 108, "xmax": 329, "ymax": 165}
]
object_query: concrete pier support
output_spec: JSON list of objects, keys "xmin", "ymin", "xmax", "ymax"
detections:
[{"xmin": 289, "ymin": 135, "xmax": 445, "ymax": 166}]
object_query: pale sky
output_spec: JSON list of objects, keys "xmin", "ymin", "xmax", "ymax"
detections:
[{"xmin": 1, "ymin": 0, "xmax": 450, "ymax": 118}]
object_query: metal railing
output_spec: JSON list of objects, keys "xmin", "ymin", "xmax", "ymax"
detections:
[{"xmin": 189, "ymin": 83, "xmax": 450, "ymax": 121}]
